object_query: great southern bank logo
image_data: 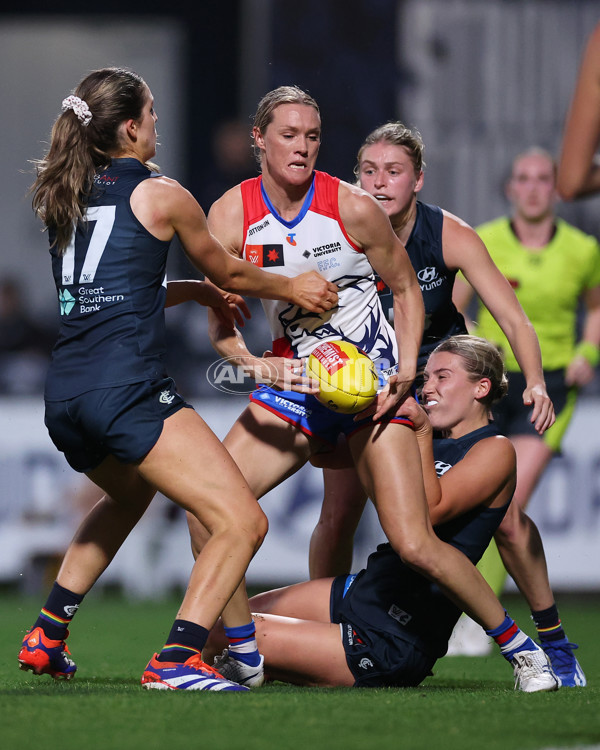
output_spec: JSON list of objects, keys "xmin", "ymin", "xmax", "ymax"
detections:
[
  {"xmin": 59, "ymin": 289, "xmax": 76, "ymax": 315},
  {"xmin": 206, "ymin": 356, "xmax": 281, "ymax": 395}
]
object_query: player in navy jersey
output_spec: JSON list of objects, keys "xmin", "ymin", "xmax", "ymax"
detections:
[
  {"xmin": 202, "ymin": 336, "xmax": 557, "ymax": 691},
  {"xmin": 307, "ymin": 123, "xmax": 583, "ymax": 686},
  {"xmin": 17, "ymin": 68, "xmax": 338, "ymax": 692},
  {"xmin": 310, "ymin": 121, "xmax": 553, "ymax": 581},
  {"xmin": 187, "ymin": 88, "xmax": 555, "ymax": 692}
]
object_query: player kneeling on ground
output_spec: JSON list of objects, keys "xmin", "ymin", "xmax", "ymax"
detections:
[{"xmin": 204, "ymin": 336, "xmax": 559, "ymax": 693}]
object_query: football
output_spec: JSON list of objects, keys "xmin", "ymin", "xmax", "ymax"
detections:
[{"xmin": 307, "ymin": 340, "xmax": 378, "ymax": 414}]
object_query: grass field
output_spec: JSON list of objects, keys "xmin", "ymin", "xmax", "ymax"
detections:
[{"xmin": 1, "ymin": 590, "xmax": 599, "ymax": 750}]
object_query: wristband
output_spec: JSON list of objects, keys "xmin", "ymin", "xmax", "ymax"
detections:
[{"xmin": 574, "ymin": 341, "xmax": 600, "ymax": 367}]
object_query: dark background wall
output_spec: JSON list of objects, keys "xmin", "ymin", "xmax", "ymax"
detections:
[{"xmin": 1, "ymin": 0, "xmax": 599, "ymax": 397}]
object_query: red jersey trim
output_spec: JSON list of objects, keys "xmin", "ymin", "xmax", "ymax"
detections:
[
  {"xmin": 272, "ymin": 337, "xmax": 294, "ymax": 359},
  {"xmin": 312, "ymin": 172, "xmax": 363, "ymax": 254},
  {"xmin": 240, "ymin": 172, "xmax": 363, "ymax": 256},
  {"xmin": 240, "ymin": 177, "xmax": 269, "ymax": 259}
]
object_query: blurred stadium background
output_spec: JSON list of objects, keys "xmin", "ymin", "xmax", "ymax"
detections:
[{"xmin": 1, "ymin": 0, "xmax": 600, "ymax": 597}]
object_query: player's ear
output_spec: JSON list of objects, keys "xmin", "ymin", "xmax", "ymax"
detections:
[
  {"xmin": 124, "ymin": 118, "xmax": 138, "ymax": 141},
  {"xmin": 253, "ymin": 126, "xmax": 265, "ymax": 152},
  {"xmin": 414, "ymin": 170, "xmax": 425, "ymax": 194},
  {"xmin": 475, "ymin": 377, "xmax": 492, "ymax": 400}
]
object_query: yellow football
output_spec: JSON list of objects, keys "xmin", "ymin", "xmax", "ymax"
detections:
[{"xmin": 307, "ymin": 340, "xmax": 378, "ymax": 414}]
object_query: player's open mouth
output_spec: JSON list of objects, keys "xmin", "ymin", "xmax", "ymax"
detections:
[
  {"xmin": 426, "ymin": 400, "xmax": 438, "ymax": 407},
  {"xmin": 374, "ymin": 194, "xmax": 391, "ymax": 201}
]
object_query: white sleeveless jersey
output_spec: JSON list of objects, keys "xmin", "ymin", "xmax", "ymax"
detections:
[{"xmin": 240, "ymin": 171, "xmax": 398, "ymax": 377}]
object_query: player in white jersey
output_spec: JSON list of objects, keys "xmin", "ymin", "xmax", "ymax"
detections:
[
  {"xmin": 187, "ymin": 86, "xmax": 556, "ymax": 692},
  {"xmin": 239, "ymin": 169, "xmax": 397, "ymax": 375}
]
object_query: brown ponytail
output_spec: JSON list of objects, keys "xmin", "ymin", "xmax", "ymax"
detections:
[{"xmin": 31, "ymin": 68, "xmax": 148, "ymax": 255}]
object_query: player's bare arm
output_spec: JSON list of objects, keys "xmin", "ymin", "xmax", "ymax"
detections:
[
  {"xmin": 206, "ymin": 306, "xmax": 316, "ymax": 394},
  {"xmin": 206, "ymin": 188, "xmax": 319, "ymax": 394},
  {"xmin": 339, "ymin": 182, "xmax": 424, "ymax": 414},
  {"xmin": 445, "ymin": 214, "xmax": 554, "ymax": 434},
  {"xmin": 428, "ymin": 437, "xmax": 516, "ymax": 525},
  {"xmin": 400, "ymin": 394, "xmax": 516, "ymax": 523},
  {"xmin": 133, "ymin": 178, "xmax": 338, "ymax": 311},
  {"xmin": 558, "ymin": 23, "xmax": 600, "ymax": 200}
]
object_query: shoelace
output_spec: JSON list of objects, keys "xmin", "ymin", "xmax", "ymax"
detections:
[
  {"xmin": 512, "ymin": 651, "xmax": 551, "ymax": 689},
  {"xmin": 213, "ymin": 649, "xmax": 229, "ymax": 669},
  {"xmin": 184, "ymin": 654, "xmax": 226, "ymax": 678}
]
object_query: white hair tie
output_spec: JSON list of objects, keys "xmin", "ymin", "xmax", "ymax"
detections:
[{"xmin": 61, "ymin": 95, "xmax": 92, "ymax": 127}]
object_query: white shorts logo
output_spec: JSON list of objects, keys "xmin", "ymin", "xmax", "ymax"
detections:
[
  {"xmin": 434, "ymin": 460, "xmax": 452, "ymax": 477},
  {"xmin": 159, "ymin": 390, "xmax": 175, "ymax": 405},
  {"xmin": 358, "ymin": 658, "xmax": 374, "ymax": 670}
]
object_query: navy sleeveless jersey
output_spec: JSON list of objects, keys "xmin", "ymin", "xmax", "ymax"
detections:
[
  {"xmin": 338, "ymin": 423, "xmax": 509, "ymax": 658},
  {"xmin": 378, "ymin": 201, "xmax": 467, "ymax": 369},
  {"xmin": 45, "ymin": 158, "xmax": 171, "ymax": 400}
]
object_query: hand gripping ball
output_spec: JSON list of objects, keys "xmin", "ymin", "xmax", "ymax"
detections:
[{"xmin": 307, "ymin": 340, "xmax": 378, "ymax": 414}]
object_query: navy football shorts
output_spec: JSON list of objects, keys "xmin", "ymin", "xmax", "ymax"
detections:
[
  {"xmin": 44, "ymin": 377, "xmax": 192, "ymax": 472},
  {"xmin": 330, "ymin": 575, "xmax": 436, "ymax": 688},
  {"xmin": 249, "ymin": 384, "xmax": 413, "ymax": 449},
  {"xmin": 491, "ymin": 368, "xmax": 576, "ymax": 452}
]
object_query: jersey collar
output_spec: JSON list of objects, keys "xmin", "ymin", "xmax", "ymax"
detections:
[{"xmin": 260, "ymin": 173, "xmax": 315, "ymax": 229}]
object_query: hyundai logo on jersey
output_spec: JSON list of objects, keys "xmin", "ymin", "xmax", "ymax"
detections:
[{"xmin": 417, "ymin": 266, "xmax": 438, "ymax": 283}]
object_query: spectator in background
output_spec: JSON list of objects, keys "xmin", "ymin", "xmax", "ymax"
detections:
[
  {"xmin": 557, "ymin": 21, "xmax": 600, "ymax": 201},
  {"xmin": 0, "ymin": 276, "xmax": 54, "ymax": 394},
  {"xmin": 452, "ymin": 148, "xmax": 600, "ymax": 669}
]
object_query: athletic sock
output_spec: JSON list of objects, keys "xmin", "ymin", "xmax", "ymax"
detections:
[
  {"xmin": 157, "ymin": 619, "xmax": 209, "ymax": 663},
  {"xmin": 224, "ymin": 622, "xmax": 261, "ymax": 667},
  {"xmin": 531, "ymin": 604, "xmax": 567, "ymax": 644},
  {"xmin": 486, "ymin": 613, "xmax": 537, "ymax": 660},
  {"xmin": 34, "ymin": 582, "xmax": 84, "ymax": 641}
]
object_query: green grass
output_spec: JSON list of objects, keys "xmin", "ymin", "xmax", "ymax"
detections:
[{"xmin": 1, "ymin": 591, "xmax": 599, "ymax": 750}]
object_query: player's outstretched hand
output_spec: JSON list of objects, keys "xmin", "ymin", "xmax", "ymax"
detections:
[
  {"xmin": 261, "ymin": 351, "xmax": 319, "ymax": 394},
  {"xmin": 362, "ymin": 374, "xmax": 413, "ymax": 422},
  {"xmin": 290, "ymin": 272, "xmax": 338, "ymax": 313},
  {"xmin": 523, "ymin": 383, "xmax": 555, "ymax": 435},
  {"xmin": 209, "ymin": 290, "xmax": 252, "ymax": 329},
  {"xmin": 397, "ymin": 394, "xmax": 431, "ymax": 438}
]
